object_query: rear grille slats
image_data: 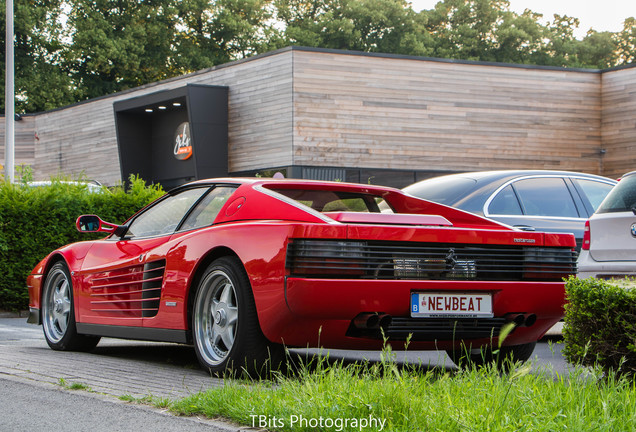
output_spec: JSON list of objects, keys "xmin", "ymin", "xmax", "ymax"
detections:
[
  {"xmin": 347, "ymin": 317, "xmax": 508, "ymax": 340},
  {"xmin": 386, "ymin": 317, "xmax": 507, "ymax": 340},
  {"xmin": 287, "ymin": 240, "xmax": 577, "ymax": 281}
]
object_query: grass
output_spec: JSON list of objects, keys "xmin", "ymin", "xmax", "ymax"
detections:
[
  {"xmin": 162, "ymin": 349, "xmax": 636, "ymax": 432},
  {"xmin": 57, "ymin": 378, "xmax": 92, "ymax": 391}
]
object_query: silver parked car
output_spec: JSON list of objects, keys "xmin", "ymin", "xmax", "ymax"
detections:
[
  {"xmin": 578, "ymin": 171, "xmax": 636, "ymax": 279},
  {"xmin": 403, "ymin": 170, "xmax": 617, "ymax": 251}
]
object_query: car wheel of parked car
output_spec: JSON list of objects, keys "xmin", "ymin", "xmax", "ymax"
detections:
[
  {"xmin": 447, "ymin": 342, "xmax": 536, "ymax": 369},
  {"xmin": 192, "ymin": 257, "xmax": 283, "ymax": 376},
  {"xmin": 42, "ymin": 262, "xmax": 100, "ymax": 351}
]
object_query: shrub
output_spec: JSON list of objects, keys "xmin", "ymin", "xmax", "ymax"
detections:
[
  {"xmin": 563, "ymin": 276, "xmax": 636, "ymax": 376},
  {"xmin": 0, "ymin": 176, "xmax": 164, "ymax": 311}
]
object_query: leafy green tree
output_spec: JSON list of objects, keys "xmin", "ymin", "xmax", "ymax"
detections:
[
  {"xmin": 425, "ymin": 0, "xmax": 510, "ymax": 61},
  {"xmin": 540, "ymin": 14, "xmax": 581, "ymax": 67},
  {"xmin": 0, "ymin": 0, "xmax": 76, "ymax": 113},
  {"xmin": 614, "ymin": 17, "xmax": 636, "ymax": 66},
  {"xmin": 173, "ymin": 0, "xmax": 275, "ymax": 73},
  {"xmin": 65, "ymin": 0, "xmax": 178, "ymax": 100},
  {"xmin": 490, "ymin": 9, "xmax": 547, "ymax": 64},
  {"xmin": 271, "ymin": 0, "xmax": 433, "ymax": 56},
  {"xmin": 576, "ymin": 31, "xmax": 617, "ymax": 69}
]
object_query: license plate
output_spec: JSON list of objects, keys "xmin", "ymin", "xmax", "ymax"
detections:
[{"xmin": 411, "ymin": 292, "xmax": 493, "ymax": 318}]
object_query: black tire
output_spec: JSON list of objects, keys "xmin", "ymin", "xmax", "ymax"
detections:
[
  {"xmin": 447, "ymin": 342, "xmax": 536, "ymax": 370},
  {"xmin": 41, "ymin": 262, "xmax": 100, "ymax": 351},
  {"xmin": 192, "ymin": 257, "xmax": 284, "ymax": 377}
]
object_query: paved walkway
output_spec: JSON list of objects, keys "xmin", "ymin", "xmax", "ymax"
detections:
[{"xmin": 0, "ymin": 318, "xmax": 224, "ymax": 399}]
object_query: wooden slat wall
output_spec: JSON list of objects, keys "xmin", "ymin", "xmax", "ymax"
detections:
[
  {"xmin": 602, "ymin": 67, "xmax": 636, "ymax": 179},
  {"xmin": 2, "ymin": 47, "xmax": 634, "ymax": 184},
  {"xmin": 292, "ymin": 50, "xmax": 603, "ymax": 175},
  {"xmin": 10, "ymin": 51, "xmax": 293, "ymax": 185},
  {"xmin": 0, "ymin": 116, "xmax": 35, "ymax": 171}
]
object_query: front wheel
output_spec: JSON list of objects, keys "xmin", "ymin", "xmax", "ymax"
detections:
[
  {"xmin": 41, "ymin": 262, "xmax": 100, "ymax": 351},
  {"xmin": 447, "ymin": 342, "xmax": 536, "ymax": 369},
  {"xmin": 192, "ymin": 257, "xmax": 283, "ymax": 377}
]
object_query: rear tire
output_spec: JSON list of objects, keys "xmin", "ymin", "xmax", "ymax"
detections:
[
  {"xmin": 41, "ymin": 262, "xmax": 100, "ymax": 351},
  {"xmin": 192, "ymin": 257, "xmax": 284, "ymax": 377},
  {"xmin": 447, "ymin": 342, "xmax": 536, "ymax": 369}
]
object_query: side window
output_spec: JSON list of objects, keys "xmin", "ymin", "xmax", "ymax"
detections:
[
  {"xmin": 179, "ymin": 187, "xmax": 237, "ymax": 231},
  {"xmin": 126, "ymin": 188, "xmax": 208, "ymax": 238},
  {"xmin": 513, "ymin": 178, "xmax": 579, "ymax": 217},
  {"xmin": 488, "ymin": 185, "xmax": 522, "ymax": 215},
  {"xmin": 575, "ymin": 179, "xmax": 615, "ymax": 211}
]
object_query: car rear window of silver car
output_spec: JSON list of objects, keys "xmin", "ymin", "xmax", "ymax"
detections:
[{"xmin": 596, "ymin": 175, "xmax": 636, "ymax": 213}]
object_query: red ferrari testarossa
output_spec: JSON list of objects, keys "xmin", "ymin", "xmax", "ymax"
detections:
[{"xmin": 27, "ymin": 178, "xmax": 576, "ymax": 374}]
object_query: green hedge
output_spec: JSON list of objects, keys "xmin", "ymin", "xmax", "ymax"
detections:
[
  {"xmin": 0, "ymin": 176, "xmax": 164, "ymax": 311},
  {"xmin": 563, "ymin": 276, "xmax": 636, "ymax": 377}
]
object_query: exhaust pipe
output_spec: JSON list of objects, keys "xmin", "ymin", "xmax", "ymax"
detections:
[
  {"xmin": 353, "ymin": 313, "xmax": 392, "ymax": 329},
  {"xmin": 353, "ymin": 313, "xmax": 380, "ymax": 329},
  {"xmin": 523, "ymin": 313, "xmax": 537, "ymax": 327},
  {"xmin": 505, "ymin": 313, "xmax": 526, "ymax": 327},
  {"xmin": 378, "ymin": 313, "xmax": 392, "ymax": 329},
  {"xmin": 504, "ymin": 313, "xmax": 537, "ymax": 328}
]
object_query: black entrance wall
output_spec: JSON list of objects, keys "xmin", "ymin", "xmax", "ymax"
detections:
[{"xmin": 113, "ymin": 84, "xmax": 228, "ymax": 189}]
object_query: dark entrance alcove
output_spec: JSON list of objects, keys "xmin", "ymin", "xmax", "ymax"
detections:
[{"xmin": 113, "ymin": 84, "xmax": 228, "ymax": 189}]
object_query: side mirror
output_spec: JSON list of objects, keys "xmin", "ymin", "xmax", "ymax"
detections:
[{"xmin": 76, "ymin": 215, "xmax": 127, "ymax": 237}]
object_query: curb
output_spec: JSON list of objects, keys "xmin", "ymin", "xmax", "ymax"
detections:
[{"xmin": 0, "ymin": 310, "xmax": 29, "ymax": 318}]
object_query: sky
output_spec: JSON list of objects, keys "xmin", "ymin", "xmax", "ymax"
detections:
[{"xmin": 409, "ymin": 0, "xmax": 636, "ymax": 39}]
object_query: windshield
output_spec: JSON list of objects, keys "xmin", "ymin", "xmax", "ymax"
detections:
[{"xmin": 596, "ymin": 174, "xmax": 636, "ymax": 213}]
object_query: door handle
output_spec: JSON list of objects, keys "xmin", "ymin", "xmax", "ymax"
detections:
[{"xmin": 513, "ymin": 225, "xmax": 536, "ymax": 232}]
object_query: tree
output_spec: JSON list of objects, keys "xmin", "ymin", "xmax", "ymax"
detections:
[
  {"xmin": 614, "ymin": 17, "xmax": 636, "ymax": 66},
  {"xmin": 576, "ymin": 31, "xmax": 617, "ymax": 69},
  {"xmin": 541, "ymin": 14, "xmax": 581, "ymax": 67},
  {"xmin": 65, "ymin": 0, "xmax": 178, "ymax": 101},
  {"xmin": 425, "ymin": 0, "xmax": 511, "ymax": 61},
  {"xmin": 0, "ymin": 0, "xmax": 76, "ymax": 114},
  {"xmin": 271, "ymin": 0, "xmax": 433, "ymax": 56},
  {"xmin": 490, "ymin": 9, "xmax": 547, "ymax": 64},
  {"xmin": 173, "ymin": 0, "xmax": 275, "ymax": 73}
]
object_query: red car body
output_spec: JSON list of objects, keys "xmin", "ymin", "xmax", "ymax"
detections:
[{"xmin": 27, "ymin": 178, "xmax": 576, "ymax": 373}]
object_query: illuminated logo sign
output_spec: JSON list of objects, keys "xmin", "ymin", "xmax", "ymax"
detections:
[{"xmin": 173, "ymin": 122, "xmax": 193, "ymax": 161}]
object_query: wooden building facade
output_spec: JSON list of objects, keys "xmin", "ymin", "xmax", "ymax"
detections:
[{"xmin": 1, "ymin": 47, "xmax": 634, "ymax": 188}]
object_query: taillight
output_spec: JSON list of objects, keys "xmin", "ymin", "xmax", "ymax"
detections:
[
  {"xmin": 286, "ymin": 240, "xmax": 367, "ymax": 277},
  {"xmin": 582, "ymin": 220, "xmax": 591, "ymax": 250}
]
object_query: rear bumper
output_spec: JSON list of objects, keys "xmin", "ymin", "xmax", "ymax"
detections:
[
  {"xmin": 577, "ymin": 250, "xmax": 636, "ymax": 279},
  {"xmin": 279, "ymin": 278, "xmax": 565, "ymax": 349}
]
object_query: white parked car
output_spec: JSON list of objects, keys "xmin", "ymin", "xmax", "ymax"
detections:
[
  {"xmin": 26, "ymin": 180, "xmax": 105, "ymax": 193},
  {"xmin": 578, "ymin": 171, "xmax": 636, "ymax": 279}
]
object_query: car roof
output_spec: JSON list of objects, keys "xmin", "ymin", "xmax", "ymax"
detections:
[
  {"xmin": 403, "ymin": 170, "xmax": 616, "ymax": 211},
  {"xmin": 419, "ymin": 170, "xmax": 613, "ymax": 182}
]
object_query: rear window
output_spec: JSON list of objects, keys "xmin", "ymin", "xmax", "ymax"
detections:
[
  {"xmin": 269, "ymin": 189, "xmax": 393, "ymax": 213},
  {"xmin": 597, "ymin": 174, "xmax": 636, "ymax": 213},
  {"xmin": 403, "ymin": 177, "xmax": 477, "ymax": 205}
]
